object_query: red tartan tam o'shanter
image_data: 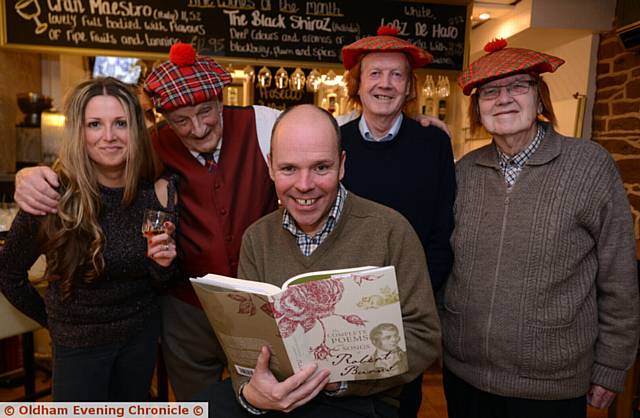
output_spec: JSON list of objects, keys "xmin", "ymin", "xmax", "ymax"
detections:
[
  {"xmin": 458, "ymin": 38, "xmax": 565, "ymax": 96},
  {"xmin": 341, "ymin": 25, "xmax": 433, "ymax": 70},
  {"xmin": 144, "ymin": 43, "xmax": 232, "ymax": 113}
]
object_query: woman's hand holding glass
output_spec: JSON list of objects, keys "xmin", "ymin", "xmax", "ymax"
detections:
[{"xmin": 142, "ymin": 209, "xmax": 176, "ymax": 267}]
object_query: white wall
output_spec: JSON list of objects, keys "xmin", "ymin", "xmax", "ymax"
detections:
[
  {"xmin": 530, "ymin": 0, "xmax": 616, "ymax": 31},
  {"xmin": 41, "ymin": 54, "xmax": 90, "ymax": 111},
  {"xmin": 544, "ymin": 34, "xmax": 597, "ymax": 137}
]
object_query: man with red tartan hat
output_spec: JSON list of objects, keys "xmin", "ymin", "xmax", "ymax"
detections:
[
  {"xmin": 339, "ymin": 25, "xmax": 455, "ymax": 418},
  {"xmin": 141, "ymin": 43, "xmax": 282, "ymax": 400},
  {"xmin": 442, "ymin": 39, "xmax": 638, "ymax": 418}
]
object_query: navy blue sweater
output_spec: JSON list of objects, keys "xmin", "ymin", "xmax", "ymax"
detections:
[{"xmin": 341, "ymin": 116, "xmax": 455, "ymax": 291}]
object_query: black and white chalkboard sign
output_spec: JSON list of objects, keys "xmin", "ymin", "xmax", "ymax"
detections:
[{"xmin": 2, "ymin": 0, "xmax": 468, "ymax": 70}]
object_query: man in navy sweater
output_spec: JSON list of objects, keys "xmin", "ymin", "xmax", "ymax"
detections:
[{"xmin": 340, "ymin": 26, "xmax": 456, "ymax": 418}]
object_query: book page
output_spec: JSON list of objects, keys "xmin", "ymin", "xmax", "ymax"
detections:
[
  {"xmin": 216, "ymin": 333, "xmax": 292, "ymax": 380},
  {"xmin": 191, "ymin": 282, "xmax": 295, "ymax": 382},
  {"xmin": 273, "ymin": 266, "xmax": 407, "ymax": 382},
  {"xmin": 282, "ymin": 265, "xmax": 377, "ymax": 288},
  {"xmin": 191, "ymin": 273, "xmax": 282, "ymax": 296}
]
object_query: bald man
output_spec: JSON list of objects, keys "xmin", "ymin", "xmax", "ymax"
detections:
[{"xmin": 196, "ymin": 104, "xmax": 440, "ymax": 418}]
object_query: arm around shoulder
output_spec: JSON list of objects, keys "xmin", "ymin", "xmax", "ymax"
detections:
[
  {"xmin": 414, "ymin": 114, "xmax": 451, "ymax": 137},
  {"xmin": 14, "ymin": 166, "xmax": 61, "ymax": 215}
]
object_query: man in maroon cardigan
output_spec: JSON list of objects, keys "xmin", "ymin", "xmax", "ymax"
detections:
[{"xmin": 141, "ymin": 44, "xmax": 282, "ymax": 400}]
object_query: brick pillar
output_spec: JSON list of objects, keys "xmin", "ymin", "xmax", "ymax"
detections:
[{"xmin": 592, "ymin": 31, "xmax": 640, "ymax": 241}]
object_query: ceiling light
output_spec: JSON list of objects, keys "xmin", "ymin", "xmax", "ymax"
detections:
[{"xmin": 479, "ymin": 13, "xmax": 491, "ymax": 20}]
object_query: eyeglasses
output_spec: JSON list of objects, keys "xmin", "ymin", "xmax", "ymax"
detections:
[{"xmin": 477, "ymin": 80, "xmax": 536, "ymax": 100}]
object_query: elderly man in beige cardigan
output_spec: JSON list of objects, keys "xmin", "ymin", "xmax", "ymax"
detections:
[{"xmin": 441, "ymin": 38, "xmax": 639, "ymax": 418}]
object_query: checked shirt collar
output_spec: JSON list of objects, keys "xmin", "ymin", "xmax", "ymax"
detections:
[
  {"xmin": 497, "ymin": 123, "xmax": 545, "ymax": 188},
  {"xmin": 282, "ymin": 183, "xmax": 347, "ymax": 256}
]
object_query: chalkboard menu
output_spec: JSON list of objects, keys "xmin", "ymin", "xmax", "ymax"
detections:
[{"xmin": 2, "ymin": 0, "xmax": 468, "ymax": 70}]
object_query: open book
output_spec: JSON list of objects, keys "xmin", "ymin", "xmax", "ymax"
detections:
[{"xmin": 190, "ymin": 265, "xmax": 407, "ymax": 383}]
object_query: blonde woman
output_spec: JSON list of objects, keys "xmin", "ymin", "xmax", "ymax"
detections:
[{"xmin": 0, "ymin": 77, "xmax": 177, "ymax": 400}]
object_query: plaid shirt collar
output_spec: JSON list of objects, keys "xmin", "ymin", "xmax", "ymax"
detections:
[
  {"xmin": 497, "ymin": 124, "xmax": 545, "ymax": 188},
  {"xmin": 282, "ymin": 184, "xmax": 347, "ymax": 256}
]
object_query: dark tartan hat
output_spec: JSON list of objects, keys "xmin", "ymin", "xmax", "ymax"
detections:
[
  {"xmin": 342, "ymin": 25, "xmax": 433, "ymax": 70},
  {"xmin": 458, "ymin": 38, "xmax": 565, "ymax": 96},
  {"xmin": 144, "ymin": 43, "xmax": 232, "ymax": 112}
]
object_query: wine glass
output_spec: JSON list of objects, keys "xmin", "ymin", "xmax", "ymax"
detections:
[
  {"xmin": 289, "ymin": 67, "xmax": 306, "ymax": 91},
  {"xmin": 15, "ymin": 0, "xmax": 48, "ymax": 35},
  {"xmin": 422, "ymin": 75, "xmax": 435, "ymax": 98},
  {"xmin": 274, "ymin": 67, "xmax": 289, "ymax": 89},
  {"xmin": 243, "ymin": 65, "xmax": 255, "ymax": 83},
  {"xmin": 257, "ymin": 66, "xmax": 272, "ymax": 88},
  {"xmin": 141, "ymin": 209, "xmax": 172, "ymax": 239},
  {"xmin": 437, "ymin": 76, "xmax": 450, "ymax": 98},
  {"xmin": 306, "ymin": 69, "xmax": 322, "ymax": 92}
]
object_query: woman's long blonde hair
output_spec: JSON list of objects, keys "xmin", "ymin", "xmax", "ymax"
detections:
[{"xmin": 39, "ymin": 77, "xmax": 158, "ymax": 299}]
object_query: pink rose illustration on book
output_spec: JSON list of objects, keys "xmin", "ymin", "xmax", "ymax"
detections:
[
  {"xmin": 228, "ymin": 294, "xmax": 274, "ymax": 318},
  {"xmin": 271, "ymin": 279, "xmax": 366, "ymax": 360},
  {"xmin": 228, "ymin": 294, "xmax": 256, "ymax": 316},
  {"xmin": 352, "ymin": 272, "xmax": 383, "ymax": 286}
]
